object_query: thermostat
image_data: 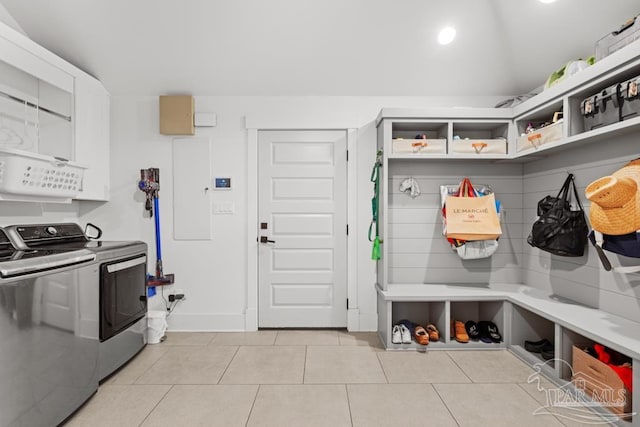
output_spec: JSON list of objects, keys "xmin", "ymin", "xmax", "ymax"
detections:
[{"xmin": 214, "ymin": 177, "xmax": 232, "ymax": 190}]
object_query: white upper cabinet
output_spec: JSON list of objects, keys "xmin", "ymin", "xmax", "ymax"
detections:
[
  {"xmin": 73, "ymin": 76, "xmax": 110, "ymax": 201},
  {"xmin": 0, "ymin": 21, "xmax": 110, "ymax": 201}
]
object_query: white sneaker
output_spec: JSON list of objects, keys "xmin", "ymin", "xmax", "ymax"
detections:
[
  {"xmin": 400, "ymin": 324, "xmax": 412, "ymax": 344},
  {"xmin": 392, "ymin": 325, "xmax": 402, "ymax": 344}
]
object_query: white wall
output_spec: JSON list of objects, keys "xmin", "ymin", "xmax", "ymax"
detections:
[
  {"xmin": 79, "ymin": 95, "xmax": 504, "ymax": 331},
  {"xmin": 0, "ymin": 202, "xmax": 79, "ymax": 226}
]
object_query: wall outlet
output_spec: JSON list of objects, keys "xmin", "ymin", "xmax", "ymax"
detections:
[{"xmin": 169, "ymin": 288, "xmax": 186, "ymax": 301}]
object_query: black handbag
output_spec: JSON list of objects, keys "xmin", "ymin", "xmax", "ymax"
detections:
[{"xmin": 527, "ymin": 174, "xmax": 588, "ymax": 257}]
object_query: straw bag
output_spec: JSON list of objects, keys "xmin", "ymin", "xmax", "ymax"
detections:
[
  {"xmin": 585, "ymin": 158, "xmax": 640, "ymax": 271},
  {"xmin": 527, "ymin": 173, "xmax": 588, "ymax": 257}
]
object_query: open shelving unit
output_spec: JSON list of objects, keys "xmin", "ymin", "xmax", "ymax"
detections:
[{"xmin": 375, "ymin": 40, "xmax": 640, "ymax": 426}]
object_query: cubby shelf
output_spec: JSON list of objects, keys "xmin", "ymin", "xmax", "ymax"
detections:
[
  {"xmin": 379, "ymin": 283, "xmax": 640, "ymax": 358},
  {"xmin": 387, "ymin": 153, "xmax": 511, "ymax": 160},
  {"xmin": 512, "ymin": 114, "xmax": 640, "ymax": 159},
  {"xmin": 378, "ymin": 41, "xmax": 640, "ymax": 162},
  {"xmin": 377, "ymin": 283, "xmax": 640, "ymax": 423}
]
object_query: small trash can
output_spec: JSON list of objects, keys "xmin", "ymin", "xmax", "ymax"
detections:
[{"xmin": 146, "ymin": 310, "xmax": 167, "ymax": 344}]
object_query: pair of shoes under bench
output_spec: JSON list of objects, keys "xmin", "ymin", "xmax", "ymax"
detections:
[{"xmin": 392, "ymin": 324, "xmax": 412, "ymax": 344}]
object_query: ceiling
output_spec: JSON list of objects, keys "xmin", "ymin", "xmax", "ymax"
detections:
[{"xmin": 2, "ymin": 0, "xmax": 639, "ymax": 97}]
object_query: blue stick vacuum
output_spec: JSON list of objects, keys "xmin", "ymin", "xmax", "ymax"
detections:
[{"xmin": 139, "ymin": 168, "xmax": 175, "ymax": 286}]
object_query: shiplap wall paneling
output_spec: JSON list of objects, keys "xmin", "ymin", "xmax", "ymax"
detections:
[
  {"xmin": 522, "ymin": 133, "xmax": 640, "ymax": 323},
  {"xmin": 387, "ymin": 160, "xmax": 524, "ymax": 285}
]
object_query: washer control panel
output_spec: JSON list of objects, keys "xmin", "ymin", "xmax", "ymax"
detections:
[{"xmin": 12, "ymin": 223, "xmax": 86, "ymax": 243}]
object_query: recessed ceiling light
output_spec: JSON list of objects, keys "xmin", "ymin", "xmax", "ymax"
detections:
[
  {"xmin": 539, "ymin": 0, "xmax": 557, "ymax": 3},
  {"xmin": 438, "ymin": 27, "xmax": 456, "ymax": 45}
]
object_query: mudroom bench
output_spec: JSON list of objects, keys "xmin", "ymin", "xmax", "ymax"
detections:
[
  {"xmin": 378, "ymin": 283, "xmax": 640, "ymax": 424},
  {"xmin": 377, "ymin": 283, "xmax": 640, "ymax": 357}
]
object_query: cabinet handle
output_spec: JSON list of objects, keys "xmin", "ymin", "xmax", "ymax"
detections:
[
  {"xmin": 527, "ymin": 133, "xmax": 542, "ymax": 148},
  {"xmin": 411, "ymin": 141, "xmax": 428, "ymax": 153},
  {"xmin": 472, "ymin": 142, "xmax": 487, "ymax": 154}
]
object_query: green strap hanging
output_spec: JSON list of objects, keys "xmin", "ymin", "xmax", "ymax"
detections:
[{"xmin": 369, "ymin": 150, "xmax": 383, "ymax": 260}]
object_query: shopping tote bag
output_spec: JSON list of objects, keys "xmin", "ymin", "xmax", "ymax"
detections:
[{"xmin": 445, "ymin": 192, "xmax": 502, "ymax": 241}]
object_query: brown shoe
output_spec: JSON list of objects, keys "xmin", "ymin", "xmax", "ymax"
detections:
[
  {"xmin": 425, "ymin": 323, "xmax": 440, "ymax": 342},
  {"xmin": 414, "ymin": 326, "xmax": 430, "ymax": 345},
  {"xmin": 452, "ymin": 320, "xmax": 469, "ymax": 343}
]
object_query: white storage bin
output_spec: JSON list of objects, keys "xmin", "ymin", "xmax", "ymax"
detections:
[
  {"xmin": 392, "ymin": 138, "xmax": 446, "ymax": 155},
  {"xmin": 146, "ymin": 310, "xmax": 168, "ymax": 344},
  {"xmin": 0, "ymin": 147, "xmax": 86, "ymax": 198},
  {"xmin": 596, "ymin": 14, "xmax": 640, "ymax": 61},
  {"xmin": 450, "ymin": 138, "xmax": 507, "ymax": 155},
  {"xmin": 516, "ymin": 121, "xmax": 563, "ymax": 152}
]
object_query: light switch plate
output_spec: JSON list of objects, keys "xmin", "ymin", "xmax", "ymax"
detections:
[{"xmin": 213, "ymin": 201, "xmax": 235, "ymax": 214}]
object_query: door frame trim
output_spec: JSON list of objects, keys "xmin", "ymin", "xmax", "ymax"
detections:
[{"xmin": 246, "ymin": 126, "xmax": 358, "ymax": 331}]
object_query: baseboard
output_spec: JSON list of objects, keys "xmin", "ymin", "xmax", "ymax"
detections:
[
  {"xmin": 347, "ymin": 308, "xmax": 360, "ymax": 331},
  {"xmin": 358, "ymin": 312, "xmax": 378, "ymax": 332},
  {"xmin": 167, "ymin": 312, "xmax": 246, "ymax": 331},
  {"xmin": 166, "ymin": 310, "xmax": 376, "ymax": 332},
  {"xmin": 244, "ymin": 308, "xmax": 258, "ymax": 331}
]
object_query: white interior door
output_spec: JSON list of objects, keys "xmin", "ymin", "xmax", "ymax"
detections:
[{"xmin": 258, "ymin": 130, "xmax": 347, "ymax": 328}]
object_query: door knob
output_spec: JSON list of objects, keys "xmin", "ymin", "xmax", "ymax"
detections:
[{"xmin": 260, "ymin": 236, "xmax": 276, "ymax": 244}]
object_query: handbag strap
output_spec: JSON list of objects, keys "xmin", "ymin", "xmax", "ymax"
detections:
[
  {"xmin": 447, "ymin": 177, "xmax": 475, "ymax": 248},
  {"xmin": 557, "ymin": 173, "xmax": 573, "ymax": 203},
  {"xmin": 557, "ymin": 173, "xmax": 585, "ymax": 212},
  {"xmin": 592, "ymin": 231, "xmax": 640, "ymax": 273},
  {"xmin": 591, "ymin": 231, "xmax": 613, "ymax": 271},
  {"xmin": 568, "ymin": 174, "xmax": 585, "ymax": 212},
  {"xmin": 459, "ymin": 177, "xmax": 476, "ymax": 198}
]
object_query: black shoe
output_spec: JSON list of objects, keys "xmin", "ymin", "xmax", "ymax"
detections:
[
  {"xmin": 524, "ymin": 338, "xmax": 552, "ymax": 353},
  {"xmin": 477, "ymin": 321, "xmax": 502, "ymax": 343},
  {"xmin": 541, "ymin": 343, "xmax": 555, "ymax": 360},
  {"xmin": 465, "ymin": 321, "xmax": 480, "ymax": 340}
]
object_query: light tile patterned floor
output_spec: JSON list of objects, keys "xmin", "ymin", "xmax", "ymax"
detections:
[{"xmin": 67, "ymin": 330, "xmax": 608, "ymax": 426}]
